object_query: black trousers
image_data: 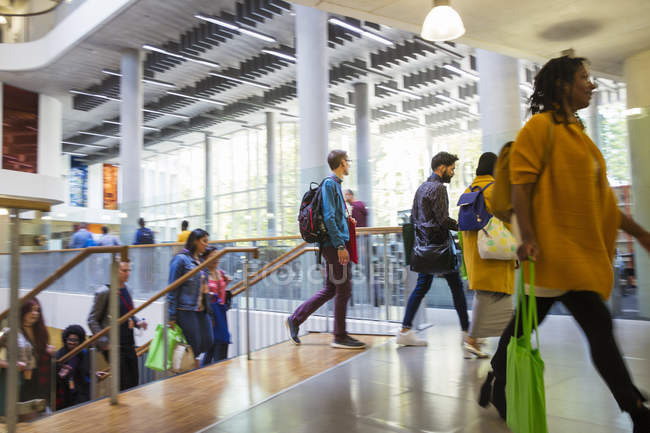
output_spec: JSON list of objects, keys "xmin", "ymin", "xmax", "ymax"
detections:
[
  {"xmin": 491, "ymin": 290, "xmax": 641, "ymax": 412},
  {"xmin": 101, "ymin": 345, "xmax": 139, "ymax": 391}
]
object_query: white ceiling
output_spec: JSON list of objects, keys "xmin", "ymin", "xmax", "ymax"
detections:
[{"xmin": 291, "ymin": 0, "xmax": 650, "ymax": 77}]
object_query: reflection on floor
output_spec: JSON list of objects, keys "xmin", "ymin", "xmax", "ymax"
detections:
[
  {"xmin": 10, "ymin": 333, "xmax": 390, "ymax": 433},
  {"xmin": 206, "ymin": 310, "xmax": 649, "ymax": 433}
]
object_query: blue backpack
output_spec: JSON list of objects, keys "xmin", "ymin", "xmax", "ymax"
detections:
[{"xmin": 457, "ymin": 182, "xmax": 493, "ymax": 231}]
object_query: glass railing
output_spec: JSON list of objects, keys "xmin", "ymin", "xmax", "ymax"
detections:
[{"xmin": 0, "ymin": 0, "xmax": 87, "ymax": 44}]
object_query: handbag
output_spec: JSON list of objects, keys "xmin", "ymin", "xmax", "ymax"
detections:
[
  {"xmin": 410, "ymin": 232, "xmax": 457, "ymax": 274},
  {"xmin": 144, "ymin": 324, "xmax": 186, "ymax": 372},
  {"xmin": 478, "ymin": 217, "xmax": 517, "ymax": 260},
  {"xmin": 506, "ymin": 262, "xmax": 548, "ymax": 433},
  {"xmin": 171, "ymin": 342, "xmax": 195, "ymax": 373},
  {"xmin": 346, "ymin": 216, "xmax": 358, "ymax": 264}
]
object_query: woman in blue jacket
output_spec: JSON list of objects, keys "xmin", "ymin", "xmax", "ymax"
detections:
[{"xmin": 167, "ymin": 229, "xmax": 214, "ymax": 367}]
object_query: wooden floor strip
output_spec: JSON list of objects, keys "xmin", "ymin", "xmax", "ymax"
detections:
[{"xmin": 8, "ymin": 334, "xmax": 390, "ymax": 433}]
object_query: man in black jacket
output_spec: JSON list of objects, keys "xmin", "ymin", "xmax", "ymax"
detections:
[{"xmin": 396, "ymin": 152, "xmax": 469, "ymax": 346}]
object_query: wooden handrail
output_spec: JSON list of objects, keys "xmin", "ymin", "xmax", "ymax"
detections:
[
  {"xmin": 58, "ymin": 246, "xmax": 259, "ymax": 363},
  {"xmin": 231, "ymin": 247, "xmax": 319, "ymax": 296},
  {"xmin": 229, "ymin": 242, "xmax": 306, "ymax": 293},
  {"xmin": 0, "ymin": 245, "xmax": 128, "ymax": 322},
  {"xmin": 5, "ymin": 226, "xmax": 403, "ymax": 255}
]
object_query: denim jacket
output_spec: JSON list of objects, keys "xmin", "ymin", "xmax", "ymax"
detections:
[
  {"xmin": 167, "ymin": 250, "xmax": 205, "ymax": 320},
  {"xmin": 321, "ymin": 174, "xmax": 349, "ymax": 248}
]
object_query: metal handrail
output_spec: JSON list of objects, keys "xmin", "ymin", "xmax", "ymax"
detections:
[
  {"xmin": 58, "ymin": 246, "xmax": 259, "ymax": 363},
  {"xmin": 231, "ymin": 247, "xmax": 319, "ymax": 296},
  {"xmin": 0, "ymin": 245, "xmax": 128, "ymax": 322}
]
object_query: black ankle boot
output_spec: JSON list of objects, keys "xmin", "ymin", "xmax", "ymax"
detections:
[
  {"xmin": 478, "ymin": 371, "xmax": 507, "ymax": 421},
  {"xmin": 478, "ymin": 372, "xmax": 494, "ymax": 407},
  {"xmin": 492, "ymin": 377, "xmax": 507, "ymax": 421},
  {"xmin": 630, "ymin": 405, "xmax": 650, "ymax": 433}
]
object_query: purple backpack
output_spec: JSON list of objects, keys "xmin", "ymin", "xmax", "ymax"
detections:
[{"xmin": 457, "ymin": 182, "xmax": 493, "ymax": 231}]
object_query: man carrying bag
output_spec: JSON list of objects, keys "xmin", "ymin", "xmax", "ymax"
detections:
[{"xmin": 396, "ymin": 152, "xmax": 469, "ymax": 346}]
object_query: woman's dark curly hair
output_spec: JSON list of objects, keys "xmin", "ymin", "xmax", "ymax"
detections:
[{"xmin": 528, "ymin": 55, "xmax": 588, "ymax": 124}]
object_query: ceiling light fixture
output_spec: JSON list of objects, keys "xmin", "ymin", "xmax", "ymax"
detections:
[
  {"xmin": 435, "ymin": 94, "xmax": 471, "ymax": 106},
  {"xmin": 377, "ymin": 109, "xmax": 419, "ymax": 121},
  {"xmin": 376, "ymin": 84, "xmax": 423, "ymax": 99},
  {"xmin": 143, "ymin": 108, "xmax": 191, "ymax": 120},
  {"xmin": 421, "ymin": 0, "xmax": 465, "ymax": 41},
  {"xmin": 62, "ymin": 151, "xmax": 88, "ymax": 157},
  {"xmin": 329, "ymin": 101, "xmax": 353, "ymax": 110},
  {"xmin": 167, "ymin": 91, "xmax": 227, "ymax": 106},
  {"xmin": 194, "ymin": 13, "xmax": 277, "ymax": 43},
  {"xmin": 62, "ymin": 140, "xmax": 109, "ymax": 149},
  {"xmin": 102, "ymin": 69, "xmax": 176, "ymax": 88},
  {"xmin": 208, "ymin": 71, "xmax": 271, "ymax": 89},
  {"xmin": 328, "ymin": 18, "xmax": 394, "ymax": 46},
  {"xmin": 142, "ymin": 44, "xmax": 220, "ymax": 68},
  {"xmin": 443, "ymin": 64, "xmax": 479, "ymax": 80},
  {"xmin": 102, "ymin": 120, "xmax": 161, "ymax": 131},
  {"xmin": 77, "ymin": 131, "xmax": 121, "ymax": 139},
  {"xmin": 262, "ymin": 49, "xmax": 296, "ymax": 62},
  {"xmin": 70, "ymin": 89, "xmax": 120, "ymax": 102},
  {"xmin": 0, "ymin": 17, "xmax": 7, "ymax": 25}
]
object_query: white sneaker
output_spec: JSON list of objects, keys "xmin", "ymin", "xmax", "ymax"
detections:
[{"xmin": 395, "ymin": 330, "xmax": 428, "ymax": 346}]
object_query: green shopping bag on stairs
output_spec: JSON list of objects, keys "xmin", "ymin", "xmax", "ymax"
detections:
[
  {"xmin": 506, "ymin": 262, "xmax": 548, "ymax": 433},
  {"xmin": 145, "ymin": 324, "xmax": 187, "ymax": 371}
]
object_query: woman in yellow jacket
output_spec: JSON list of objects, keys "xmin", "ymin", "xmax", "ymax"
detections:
[
  {"xmin": 461, "ymin": 152, "xmax": 515, "ymax": 359},
  {"xmin": 479, "ymin": 55, "xmax": 650, "ymax": 432}
]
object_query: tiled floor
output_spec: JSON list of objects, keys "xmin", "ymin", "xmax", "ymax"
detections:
[{"xmin": 205, "ymin": 310, "xmax": 650, "ymax": 433}]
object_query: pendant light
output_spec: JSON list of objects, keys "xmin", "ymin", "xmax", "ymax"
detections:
[{"xmin": 420, "ymin": 0, "xmax": 465, "ymax": 41}]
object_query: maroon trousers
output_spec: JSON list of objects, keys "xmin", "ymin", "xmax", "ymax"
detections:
[{"xmin": 290, "ymin": 246, "xmax": 351, "ymax": 338}]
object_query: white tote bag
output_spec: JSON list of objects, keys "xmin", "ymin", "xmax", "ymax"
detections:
[{"xmin": 478, "ymin": 217, "xmax": 517, "ymax": 260}]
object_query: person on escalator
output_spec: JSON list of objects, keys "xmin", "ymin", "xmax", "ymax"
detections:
[{"xmin": 201, "ymin": 246, "xmax": 232, "ymax": 365}]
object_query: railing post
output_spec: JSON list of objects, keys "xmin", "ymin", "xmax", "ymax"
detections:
[
  {"xmin": 6, "ymin": 208, "xmax": 21, "ymax": 433},
  {"xmin": 383, "ymin": 234, "xmax": 390, "ymax": 321},
  {"xmin": 244, "ymin": 255, "xmax": 251, "ymax": 361},
  {"xmin": 109, "ymin": 253, "xmax": 120, "ymax": 404},
  {"xmin": 50, "ymin": 356, "xmax": 57, "ymax": 412},
  {"xmin": 89, "ymin": 347, "xmax": 97, "ymax": 400}
]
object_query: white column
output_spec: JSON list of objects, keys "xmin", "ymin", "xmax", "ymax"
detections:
[
  {"xmin": 266, "ymin": 112, "xmax": 278, "ymax": 237},
  {"xmin": 477, "ymin": 49, "xmax": 521, "ymax": 153},
  {"xmin": 354, "ymin": 82, "xmax": 372, "ymax": 226},
  {"xmin": 119, "ymin": 49, "xmax": 143, "ymax": 244},
  {"xmin": 204, "ymin": 133, "xmax": 213, "ymax": 234},
  {"xmin": 88, "ymin": 163, "xmax": 103, "ymax": 209},
  {"xmin": 296, "ymin": 5, "xmax": 329, "ymax": 192},
  {"xmin": 624, "ymin": 49, "xmax": 650, "ymax": 319},
  {"xmin": 37, "ymin": 94, "xmax": 62, "ymax": 178}
]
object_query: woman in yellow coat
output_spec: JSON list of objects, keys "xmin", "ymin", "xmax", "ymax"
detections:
[
  {"xmin": 461, "ymin": 152, "xmax": 515, "ymax": 358},
  {"xmin": 479, "ymin": 56, "xmax": 650, "ymax": 431}
]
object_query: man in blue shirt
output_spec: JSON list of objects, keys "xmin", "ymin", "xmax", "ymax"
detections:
[
  {"xmin": 69, "ymin": 223, "xmax": 94, "ymax": 248},
  {"xmin": 134, "ymin": 218, "xmax": 155, "ymax": 245},
  {"xmin": 96, "ymin": 226, "xmax": 120, "ymax": 246},
  {"xmin": 286, "ymin": 150, "xmax": 366, "ymax": 349}
]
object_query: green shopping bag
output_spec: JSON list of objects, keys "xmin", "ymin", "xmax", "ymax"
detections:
[
  {"xmin": 457, "ymin": 232, "xmax": 468, "ymax": 280},
  {"xmin": 506, "ymin": 262, "xmax": 548, "ymax": 433},
  {"xmin": 144, "ymin": 324, "xmax": 186, "ymax": 371}
]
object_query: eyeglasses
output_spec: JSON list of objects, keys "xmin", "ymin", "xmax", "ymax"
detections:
[{"xmin": 66, "ymin": 337, "xmax": 81, "ymax": 342}]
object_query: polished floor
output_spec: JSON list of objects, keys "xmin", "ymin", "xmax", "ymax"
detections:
[
  {"xmin": 8, "ymin": 334, "xmax": 390, "ymax": 433},
  {"xmin": 205, "ymin": 310, "xmax": 650, "ymax": 433}
]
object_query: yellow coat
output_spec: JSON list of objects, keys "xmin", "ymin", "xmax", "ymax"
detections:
[
  {"xmin": 510, "ymin": 112, "xmax": 620, "ymax": 299},
  {"xmin": 461, "ymin": 175, "xmax": 515, "ymax": 294}
]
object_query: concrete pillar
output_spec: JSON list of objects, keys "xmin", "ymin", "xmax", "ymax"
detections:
[
  {"xmin": 353, "ymin": 82, "xmax": 372, "ymax": 226},
  {"xmin": 296, "ymin": 5, "xmax": 329, "ymax": 192},
  {"xmin": 266, "ymin": 112, "xmax": 278, "ymax": 237},
  {"xmin": 37, "ymin": 94, "xmax": 62, "ymax": 178},
  {"xmin": 587, "ymin": 92, "xmax": 601, "ymax": 149},
  {"xmin": 476, "ymin": 49, "xmax": 521, "ymax": 153},
  {"xmin": 119, "ymin": 49, "xmax": 143, "ymax": 244},
  {"xmin": 204, "ymin": 133, "xmax": 213, "ymax": 235},
  {"xmin": 624, "ymin": 49, "xmax": 650, "ymax": 319}
]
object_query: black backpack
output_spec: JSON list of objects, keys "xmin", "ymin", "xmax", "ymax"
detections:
[{"xmin": 298, "ymin": 179, "xmax": 329, "ymax": 244}]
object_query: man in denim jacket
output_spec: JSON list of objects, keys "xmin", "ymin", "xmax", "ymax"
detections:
[{"xmin": 286, "ymin": 150, "xmax": 366, "ymax": 349}]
